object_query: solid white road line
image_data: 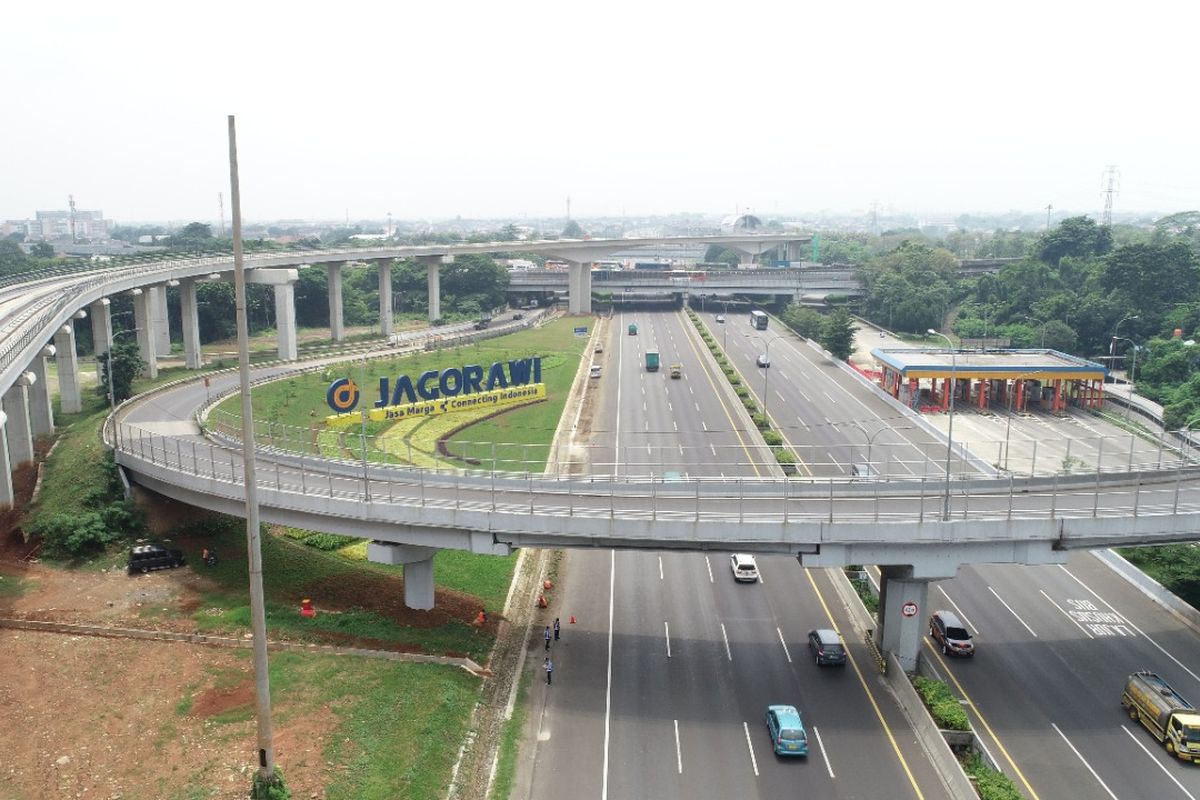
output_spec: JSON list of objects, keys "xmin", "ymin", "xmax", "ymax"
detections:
[
  {"xmin": 1062, "ymin": 565, "xmax": 1200, "ymax": 685},
  {"xmin": 674, "ymin": 719, "xmax": 682, "ymax": 774},
  {"xmin": 1039, "ymin": 590, "xmax": 1095, "ymax": 639},
  {"xmin": 1052, "ymin": 723, "xmax": 1119, "ymax": 800},
  {"xmin": 721, "ymin": 623, "xmax": 732, "ymax": 661},
  {"xmin": 776, "ymin": 627, "xmax": 792, "ymax": 663},
  {"xmin": 743, "ymin": 722, "xmax": 760, "ymax": 777},
  {"xmin": 813, "ymin": 726, "xmax": 835, "ymax": 778},
  {"xmin": 988, "ymin": 585, "xmax": 1038, "ymax": 637},
  {"xmin": 602, "ymin": 550, "xmax": 615, "ymax": 800},
  {"xmin": 665, "ymin": 621, "xmax": 672, "ymax": 658},
  {"xmin": 1121, "ymin": 725, "xmax": 1197, "ymax": 800},
  {"xmin": 936, "ymin": 585, "xmax": 978, "ymax": 634},
  {"xmin": 705, "ymin": 555, "xmax": 714, "ymax": 583}
]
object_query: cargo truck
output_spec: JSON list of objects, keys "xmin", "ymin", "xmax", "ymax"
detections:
[
  {"xmin": 645, "ymin": 350, "xmax": 660, "ymax": 371},
  {"xmin": 1122, "ymin": 671, "xmax": 1200, "ymax": 761}
]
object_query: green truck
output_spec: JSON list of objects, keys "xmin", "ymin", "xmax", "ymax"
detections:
[{"xmin": 645, "ymin": 350, "xmax": 660, "ymax": 372}]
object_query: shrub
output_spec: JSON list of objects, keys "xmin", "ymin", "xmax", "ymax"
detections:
[
  {"xmin": 963, "ymin": 752, "xmax": 1022, "ymax": 800},
  {"xmin": 775, "ymin": 449, "xmax": 796, "ymax": 465},
  {"xmin": 735, "ymin": 386, "xmax": 750, "ymax": 399},
  {"xmin": 752, "ymin": 414, "xmax": 770, "ymax": 430},
  {"xmin": 250, "ymin": 767, "xmax": 291, "ymax": 800},
  {"xmin": 762, "ymin": 430, "xmax": 783, "ymax": 446},
  {"xmin": 912, "ymin": 676, "xmax": 970, "ymax": 731},
  {"xmin": 299, "ymin": 532, "xmax": 358, "ymax": 551},
  {"xmin": 742, "ymin": 398, "xmax": 758, "ymax": 414},
  {"xmin": 28, "ymin": 501, "xmax": 146, "ymax": 559}
]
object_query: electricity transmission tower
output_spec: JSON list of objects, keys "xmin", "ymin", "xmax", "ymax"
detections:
[{"xmin": 1101, "ymin": 165, "xmax": 1120, "ymax": 227}]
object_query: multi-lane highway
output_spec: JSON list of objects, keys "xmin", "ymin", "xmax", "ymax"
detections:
[{"xmin": 525, "ymin": 309, "xmax": 951, "ymax": 800}]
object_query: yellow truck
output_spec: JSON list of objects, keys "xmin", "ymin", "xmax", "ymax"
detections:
[
  {"xmin": 1122, "ymin": 671, "xmax": 1200, "ymax": 761},
  {"xmin": 670, "ymin": 364, "xmax": 682, "ymax": 379}
]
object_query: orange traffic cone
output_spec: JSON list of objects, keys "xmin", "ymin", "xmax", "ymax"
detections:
[
  {"xmin": 543, "ymin": 579, "xmax": 554, "ymax": 590},
  {"xmin": 570, "ymin": 615, "xmax": 576, "ymax": 624},
  {"xmin": 537, "ymin": 593, "xmax": 548, "ymax": 609}
]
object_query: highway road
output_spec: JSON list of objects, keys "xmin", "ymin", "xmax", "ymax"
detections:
[{"xmin": 525, "ymin": 309, "xmax": 951, "ymax": 800}]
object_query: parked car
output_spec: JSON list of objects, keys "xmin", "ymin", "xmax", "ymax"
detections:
[
  {"xmin": 756, "ymin": 354, "xmax": 771, "ymax": 368},
  {"xmin": 512, "ymin": 312, "xmax": 525, "ymax": 320},
  {"xmin": 127, "ymin": 544, "xmax": 186, "ymax": 575},
  {"xmin": 730, "ymin": 553, "xmax": 759, "ymax": 582},
  {"xmin": 594, "ymin": 342, "xmax": 604, "ymax": 353},
  {"xmin": 589, "ymin": 364, "xmax": 602, "ymax": 379},
  {"xmin": 765, "ymin": 704, "xmax": 808, "ymax": 756},
  {"xmin": 808, "ymin": 628, "xmax": 847, "ymax": 666},
  {"xmin": 929, "ymin": 610, "xmax": 975, "ymax": 657}
]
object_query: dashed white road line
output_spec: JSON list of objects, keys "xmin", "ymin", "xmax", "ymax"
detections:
[
  {"xmin": 988, "ymin": 585, "xmax": 1038, "ymax": 637},
  {"xmin": 674, "ymin": 719, "xmax": 683, "ymax": 774},
  {"xmin": 665, "ymin": 621, "xmax": 672, "ymax": 658},
  {"xmin": 720, "ymin": 623, "xmax": 732, "ymax": 661},
  {"xmin": 776, "ymin": 627, "xmax": 792, "ymax": 663},
  {"xmin": 1121, "ymin": 725, "xmax": 1196, "ymax": 800},
  {"xmin": 812, "ymin": 726, "xmax": 835, "ymax": 778},
  {"xmin": 743, "ymin": 722, "xmax": 760, "ymax": 777},
  {"xmin": 1052, "ymin": 723, "xmax": 1118, "ymax": 800},
  {"xmin": 935, "ymin": 585, "xmax": 977, "ymax": 633},
  {"xmin": 705, "ymin": 555, "xmax": 713, "ymax": 583},
  {"xmin": 658, "ymin": 556, "xmax": 663, "ymax": 580}
]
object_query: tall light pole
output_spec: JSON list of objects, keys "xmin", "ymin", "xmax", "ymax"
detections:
[
  {"xmin": 837, "ymin": 421, "xmax": 911, "ymax": 474},
  {"xmin": 1003, "ymin": 370, "xmax": 1040, "ymax": 471},
  {"xmin": 1112, "ymin": 337, "xmax": 1140, "ymax": 421},
  {"xmin": 1110, "ymin": 314, "xmax": 1139, "ymax": 372},
  {"xmin": 927, "ymin": 329, "xmax": 957, "ymax": 520},
  {"xmin": 1025, "ymin": 315, "xmax": 1048, "ymax": 348},
  {"xmin": 748, "ymin": 333, "xmax": 779, "ymax": 420},
  {"xmin": 1181, "ymin": 415, "xmax": 1200, "ymax": 465}
]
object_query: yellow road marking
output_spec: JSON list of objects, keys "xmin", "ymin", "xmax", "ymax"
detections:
[
  {"xmin": 924, "ymin": 641, "xmax": 1042, "ymax": 800},
  {"xmin": 805, "ymin": 569, "xmax": 926, "ymax": 800},
  {"xmin": 677, "ymin": 310, "xmax": 764, "ymax": 477}
]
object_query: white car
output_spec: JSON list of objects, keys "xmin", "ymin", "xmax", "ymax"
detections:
[
  {"xmin": 715, "ymin": 314, "xmax": 726, "ymax": 323},
  {"xmin": 730, "ymin": 553, "xmax": 759, "ymax": 582},
  {"xmin": 589, "ymin": 364, "xmax": 602, "ymax": 379},
  {"xmin": 756, "ymin": 354, "xmax": 771, "ymax": 368}
]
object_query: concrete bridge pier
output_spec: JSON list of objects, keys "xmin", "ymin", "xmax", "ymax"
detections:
[
  {"xmin": 376, "ymin": 259, "xmax": 394, "ymax": 337},
  {"xmin": 28, "ymin": 345, "xmax": 55, "ymax": 436},
  {"xmin": 247, "ymin": 268, "xmax": 300, "ymax": 361},
  {"xmin": 568, "ymin": 262, "xmax": 593, "ymax": 314},
  {"xmin": 90, "ymin": 298, "xmax": 112, "ymax": 358},
  {"xmin": 418, "ymin": 255, "xmax": 452, "ymax": 323},
  {"xmin": 53, "ymin": 319, "xmax": 83, "ymax": 414},
  {"xmin": 2, "ymin": 375, "xmax": 35, "ymax": 468},
  {"xmin": 179, "ymin": 278, "xmax": 203, "ymax": 369},
  {"xmin": 328, "ymin": 262, "xmax": 345, "ymax": 342},
  {"xmin": 150, "ymin": 284, "xmax": 171, "ymax": 358},
  {"xmin": 876, "ymin": 565, "xmax": 933, "ymax": 673},
  {"xmin": 0, "ymin": 410, "xmax": 11, "ymax": 510},
  {"xmin": 367, "ymin": 541, "xmax": 437, "ymax": 610},
  {"xmin": 131, "ymin": 288, "xmax": 158, "ymax": 378}
]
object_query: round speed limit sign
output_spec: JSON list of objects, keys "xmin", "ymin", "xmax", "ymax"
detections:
[{"xmin": 901, "ymin": 601, "xmax": 918, "ymax": 618}]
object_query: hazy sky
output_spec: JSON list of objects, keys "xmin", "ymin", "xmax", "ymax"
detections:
[{"xmin": 6, "ymin": 0, "xmax": 1199, "ymax": 224}]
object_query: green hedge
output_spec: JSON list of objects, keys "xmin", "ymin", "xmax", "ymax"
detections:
[
  {"xmin": 912, "ymin": 676, "xmax": 970, "ymax": 731},
  {"xmin": 963, "ymin": 752, "xmax": 1022, "ymax": 800},
  {"xmin": 762, "ymin": 430, "xmax": 783, "ymax": 446}
]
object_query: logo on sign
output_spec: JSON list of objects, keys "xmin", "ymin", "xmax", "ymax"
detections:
[{"xmin": 901, "ymin": 602, "xmax": 918, "ymax": 618}]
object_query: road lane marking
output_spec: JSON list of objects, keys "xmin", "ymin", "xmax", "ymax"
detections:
[
  {"xmin": 776, "ymin": 627, "xmax": 793, "ymax": 663},
  {"xmin": 674, "ymin": 719, "xmax": 682, "ymax": 774},
  {"xmin": 925, "ymin": 641, "xmax": 1041, "ymax": 800},
  {"xmin": 720, "ymin": 622, "xmax": 732, "ymax": 661},
  {"xmin": 1060, "ymin": 565, "xmax": 1200, "ymax": 685},
  {"xmin": 1121, "ymin": 725, "xmax": 1197, "ymax": 800},
  {"xmin": 743, "ymin": 722, "xmax": 759, "ymax": 777},
  {"xmin": 710, "ymin": 443, "xmax": 717, "ymax": 456},
  {"xmin": 667, "ymin": 402, "xmax": 673, "ymax": 413},
  {"xmin": 658, "ymin": 556, "xmax": 663, "ymax": 580},
  {"xmin": 803, "ymin": 569, "xmax": 925, "ymax": 799},
  {"xmin": 799, "ymin": 389, "xmax": 811, "ymax": 402},
  {"xmin": 813, "ymin": 726, "xmax": 835, "ymax": 778},
  {"xmin": 1039, "ymin": 590, "xmax": 1095, "ymax": 639},
  {"xmin": 694, "ymin": 402, "xmax": 701, "ymax": 412},
  {"xmin": 673, "ymin": 421, "xmax": 678, "ymax": 432},
  {"xmin": 935, "ymin": 585, "xmax": 977, "ymax": 634},
  {"xmin": 705, "ymin": 555, "xmax": 713, "ymax": 583},
  {"xmin": 602, "ymin": 550, "xmax": 615, "ymax": 800},
  {"xmin": 1051, "ymin": 723, "xmax": 1118, "ymax": 799},
  {"xmin": 702, "ymin": 421, "xmax": 709, "ymax": 432},
  {"xmin": 665, "ymin": 621, "xmax": 672, "ymax": 658},
  {"xmin": 1062, "ymin": 598, "xmax": 1132, "ymax": 637},
  {"xmin": 988, "ymin": 586, "xmax": 1037, "ymax": 637}
]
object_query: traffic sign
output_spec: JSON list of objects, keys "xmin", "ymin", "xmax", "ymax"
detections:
[
  {"xmin": 901, "ymin": 601, "xmax": 918, "ymax": 618},
  {"xmin": 574, "ymin": 326, "xmax": 588, "ymax": 337}
]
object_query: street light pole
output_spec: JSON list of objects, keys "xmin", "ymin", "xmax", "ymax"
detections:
[
  {"xmin": 928, "ymin": 329, "xmax": 957, "ymax": 520},
  {"xmin": 749, "ymin": 334, "xmax": 779, "ymax": 420},
  {"xmin": 1110, "ymin": 314, "xmax": 1139, "ymax": 370}
]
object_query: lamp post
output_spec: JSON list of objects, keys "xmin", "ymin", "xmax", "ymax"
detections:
[
  {"xmin": 1025, "ymin": 315, "xmax": 1048, "ymax": 348},
  {"xmin": 1181, "ymin": 415, "xmax": 1200, "ymax": 466},
  {"xmin": 748, "ymin": 334, "xmax": 780, "ymax": 420},
  {"xmin": 927, "ymin": 329, "xmax": 957, "ymax": 520},
  {"xmin": 1002, "ymin": 370, "xmax": 1041, "ymax": 471},
  {"xmin": 837, "ymin": 421, "xmax": 911, "ymax": 475},
  {"xmin": 1112, "ymin": 337, "xmax": 1140, "ymax": 421},
  {"xmin": 1110, "ymin": 314, "xmax": 1139, "ymax": 372}
]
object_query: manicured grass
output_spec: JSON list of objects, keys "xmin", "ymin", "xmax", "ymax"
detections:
[{"xmin": 432, "ymin": 549, "xmax": 518, "ymax": 612}]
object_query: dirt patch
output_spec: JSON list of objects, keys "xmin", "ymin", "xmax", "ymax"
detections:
[{"xmin": 191, "ymin": 678, "xmax": 256, "ymax": 718}]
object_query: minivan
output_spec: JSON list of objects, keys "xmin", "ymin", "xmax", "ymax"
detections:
[
  {"xmin": 929, "ymin": 610, "xmax": 975, "ymax": 657},
  {"xmin": 765, "ymin": 705, "xmax": 808, "ymax": 756},
  {"xmin": 808, "ymin": 628, "xmax": 847, "ymax": 666}
]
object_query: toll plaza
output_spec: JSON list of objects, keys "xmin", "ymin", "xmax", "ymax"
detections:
[{"xmin": 871, "ymin": 348, "xmax": 1108, "ymax": 414}]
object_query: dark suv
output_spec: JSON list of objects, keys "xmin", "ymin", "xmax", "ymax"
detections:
[
  {"xmin": 127, "ymin": 544, "xmax": 186, "ymax": 575},
  {"xmin": 929, "ymin": 610, "xmax": 975, "ymax": 657},
  {"xmin": 808, "ymin": 628, "xmax": 847, "ymax": 666}
]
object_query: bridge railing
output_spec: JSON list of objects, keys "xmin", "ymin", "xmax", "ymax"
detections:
[{"xmin": 110, "ymin": 419, "xmax": 1200, "ymax": 528}]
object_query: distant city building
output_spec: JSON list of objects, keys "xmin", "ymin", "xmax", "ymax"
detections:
[{"xmin": 34, "ymin": 209, "xmax": 112, "ymax": 241}]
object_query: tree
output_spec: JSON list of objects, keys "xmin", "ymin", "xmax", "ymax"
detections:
[
  {"xmin": 562, "ymin": 220, "xmax": 584, "ymax": 238},
  {"xmin": 29, "ymin": 241, "xmax": 55, "ymax": 258},
  {"xmin": 780, "ymin": 303, "xmax": 825, "ymax": 339},
  {"xmin": 857, "ymin": 240, "xmax": 959, "ymax": 332},
  {"xmin": 1100, "ymin": 241, "xmax": 1200, "ymax": 329},
  {"xmin": 1034, "ymin": 216, "xmax": 1112, "ymax": 266},
  {"xmin": 0, "ymin": 240, "xmax": 32, "ymax": 275},
  {"xmin": 819, "ymin": 308, "xmax": 856, "ymax": 361},
  {"xmin": 97, "ymin": 339, "xmax": 146, "ymax": 404}
]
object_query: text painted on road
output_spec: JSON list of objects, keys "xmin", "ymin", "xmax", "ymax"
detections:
[{"xmin": 1066, "ymin": 599, "xmax": 1133, "ymax": 637}]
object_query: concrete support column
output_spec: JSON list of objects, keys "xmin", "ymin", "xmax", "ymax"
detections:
[
  {"xmin": 27, "ymin": 346, "xmax": 54, "ymax": 437},
  {"xmin": 53, "ymin": 323, "xmax": 82, "ymax": 414},
  {"xmin": 90, "ymin": 299, "xmax": 112, "ymax": 357},
  {"xmin": 567, "ymin": 262, "xmax": 593, "ymax": 314},
  {"xmin": 377, "ymin": 259, "xmax": 394, "ymax": 337},
  {"xmin": 0, "ymin": 411, "xmax": 12, "ymax": 511},
  {"xmin": 132, "ymin": 289, "xmax": 158, "ymax": 378},
  {"xmin": 366, "ymin": 542, "xmax": 437, "ymax": 610},
  {"xmin": 274, "ymin": 283, "xmax": 298, "ymax": 361},
  {"xmin": 876, "ymin": 565, "xmax": 931, "ymax": 673},
  {"xmin": 416, "ymin": 255, "xmax": 452, "ymax": 323},
  {"xmin": 328, "ymin": 262, "xmax": 345, "ymax": 342},
  {"xmin": 151, "ymin": 285, "xmax": 170, "ymax": 357},
  {"xmin": 180, "ymin": 279, "xmax": 202, "ymax": 369},
  {"xmin": 2, "ymin": 379, "xmax": 34, "ymax": 468}
]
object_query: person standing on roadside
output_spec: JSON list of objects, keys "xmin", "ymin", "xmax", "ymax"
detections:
[
  {"xmin": 553, "ymin": 617, "xmax": 561, "ymax": 641},
  {"xmin": 544, "ymin": 657, "xmax": 554, "ymax": 685},
  {"xmin": 544, "ymin": 625, "xmax": 552, "ymax": 650}
]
